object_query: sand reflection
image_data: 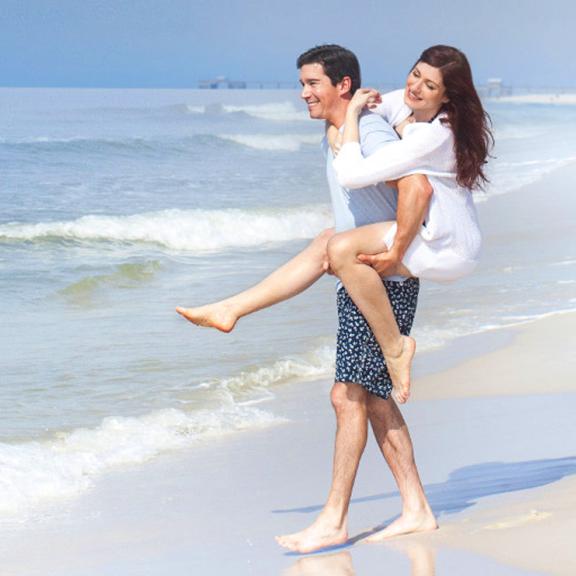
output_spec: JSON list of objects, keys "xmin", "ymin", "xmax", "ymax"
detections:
[
  {"xmin": 283, "ymin": 550, "xmax": 355, "ymax": 576},
  {"xmin": 283, "ymin": 538, "xmax": 437, "ymax": 576}
]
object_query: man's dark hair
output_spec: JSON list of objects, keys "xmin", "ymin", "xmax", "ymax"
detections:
[{"xmin": 297, "ymin": 44, "xmax": 361, "ymax": 95}]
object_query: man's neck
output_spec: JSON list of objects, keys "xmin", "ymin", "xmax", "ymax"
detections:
[{"xmin": 326, "ymin": 99, "xmax": 350, "ymax": 129}]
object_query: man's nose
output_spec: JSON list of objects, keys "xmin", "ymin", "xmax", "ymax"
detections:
[{"xmin": 301, "ymin": 85, "xmax": 310, "ymax": 99}]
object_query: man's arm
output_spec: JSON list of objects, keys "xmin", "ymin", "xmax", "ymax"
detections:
[
  {"xmin": 354, "ymin": 110, "xmax": 432, "ymax": 277},
  {"xmin": 358, "ymin": 175, "xmax": 432, "ymax": 276}
]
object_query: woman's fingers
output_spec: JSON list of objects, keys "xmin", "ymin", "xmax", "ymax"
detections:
[{"xmin": 351, "ymin": 88, "xmax": 381, "ymax": 110}]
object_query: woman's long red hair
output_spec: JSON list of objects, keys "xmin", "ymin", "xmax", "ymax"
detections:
[{"xmin": 417, "ymin": 45, "xmax": 494, "ymax": 190}]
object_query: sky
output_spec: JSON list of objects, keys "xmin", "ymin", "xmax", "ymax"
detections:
[{"xmin": 0, "ymin": 0, "xmax": 574, "ymax": 89}]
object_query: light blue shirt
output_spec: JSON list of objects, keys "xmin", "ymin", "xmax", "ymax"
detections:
[
  {"xmin": 322, "ymin": 111, "xmax": 403, "ymax": 282},
  {"xmin": 323, "ymin": 111, "xmax": 399, "ymax": 233}
]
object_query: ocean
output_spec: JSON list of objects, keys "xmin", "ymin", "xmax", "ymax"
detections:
[{"xmin": 1, "ymin": 87, "xmax": 575, "ymax": 518}]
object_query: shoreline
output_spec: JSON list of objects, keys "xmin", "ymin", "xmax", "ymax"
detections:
[{"xmin": 490, "ymin": 93, "xmax": 576, "ymax": 105}]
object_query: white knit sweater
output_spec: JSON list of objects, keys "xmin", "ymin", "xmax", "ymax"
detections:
[{"xmin": 332, "ymin": 89, "xmax": 482, "ymax": 282}]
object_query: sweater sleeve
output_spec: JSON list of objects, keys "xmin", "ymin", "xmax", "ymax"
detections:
[
  {"xmin": 333, "ymin": 122, "xmax": 456, "ymax": 189},
  {"xmin": 371, "ymin": 89, "xmax": 411, "ymax": 127}
]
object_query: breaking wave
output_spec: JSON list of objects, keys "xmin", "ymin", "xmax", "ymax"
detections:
[{"xmin": 0, "ymin": 206, "xmax": 333, "ymax": 252}]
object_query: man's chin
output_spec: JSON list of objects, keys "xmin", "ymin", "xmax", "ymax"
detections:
[{"xmin": 307, "ymin": 110, "xmax": 325, "ymax": 120}]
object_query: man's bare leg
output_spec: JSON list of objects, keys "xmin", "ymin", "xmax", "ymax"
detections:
[
  {"xmin": 176, "ymin": 228, "xmax": 334, "ymax": 332},
  {"xmin": 276, "ymin": 382, "xmax": 368, "ymax": 553},
  {"xmin": 364, "ymin": 395, "xmax": 437, "ymax": 540},
  {"xmin": 327, "ymin": 225, "xmax": 415, "ymax": 403}
]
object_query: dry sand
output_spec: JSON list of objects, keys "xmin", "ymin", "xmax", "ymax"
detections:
[{"xmin": 413, "ymin": 311, "xmax": 576, "ymax": 400}]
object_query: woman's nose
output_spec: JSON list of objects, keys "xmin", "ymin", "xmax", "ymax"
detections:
[{"xmin": 411, "ymin": 79, "xmax": 423, "ymax": 93}]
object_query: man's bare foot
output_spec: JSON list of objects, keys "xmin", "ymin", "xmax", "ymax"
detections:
[
  {"xmin": 276, "ymin": 518, "xmax": 348, "ymax": 554},
  {"xmin": 386, "ymin": 336, "xmax": 416, "ymax": 404},
  {"xmin": 364, "ymin": 509, "xmax": 437, "ymax": 542},
  {"xmin": 175, "ymin": 302, "xmax": 238, "ymax": 333}
]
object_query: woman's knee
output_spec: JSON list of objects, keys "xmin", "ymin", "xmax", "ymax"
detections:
[
  {"xmin": 307, "ymin": 228, "xmax": 334, "ymax": 271},
  {"xmin": 326, "ymin": 232, "xmax": 357, "ymax": 272},
  {"xmin": 311, "ymin": 227, "xmax": 335, "ymax": 249}
]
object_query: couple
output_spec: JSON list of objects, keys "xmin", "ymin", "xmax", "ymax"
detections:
[{"xmin": 177, "ymin": 44, "xmax": 492, "ymax": 552}]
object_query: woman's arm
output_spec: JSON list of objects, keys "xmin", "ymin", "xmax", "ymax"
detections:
[
  {"xmin": 370, "ymin": 89, "xmax": 412, "ymax": 127},
  {"xmin": 334, "ymin": 120, "xmax": 455, "ymax": 189},
  {"xmin": 340, "ymin": 89, "xmax": 377, "ymax": 147}
]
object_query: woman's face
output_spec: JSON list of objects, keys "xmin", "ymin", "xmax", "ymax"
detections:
[{"xmin": 404, "ymin": 62, "xmax": 449, "ymax": 117}]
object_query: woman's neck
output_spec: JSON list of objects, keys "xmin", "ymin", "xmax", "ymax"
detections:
[{"xmin": 412, "ymin": 108, "xmax": 441, "ymax": 123}]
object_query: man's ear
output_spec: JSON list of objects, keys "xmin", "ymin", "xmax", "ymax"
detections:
[{"xmin": 339, "ymin": 76, "xmax": 352, "ymax": 96}]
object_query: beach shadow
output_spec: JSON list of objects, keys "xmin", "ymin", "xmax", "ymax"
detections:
[
  {"xmin": 273, "ymin": 455, "xmax": 576, "ymax": 518},
  {"xmin": 282, "ymin": 540, "xmax": 437, "ymax": 575}
]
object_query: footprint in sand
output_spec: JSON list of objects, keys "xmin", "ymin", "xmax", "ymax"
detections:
[{"xmin": 482, "ymin": 509, "xmax": 552, "ymax": 530}]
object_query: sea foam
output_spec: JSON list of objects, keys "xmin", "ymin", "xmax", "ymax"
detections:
[
  {"xmin": 176, "ymin": 101, "xmax": 307, "ymax": 122},
  {"xmin": 0, "ymin": 344, "xmax": 336, "ymax": 517},
  {"xmin": 487, "ymin": 156, "xmax": 576, "ymax": 197},
  {"xmin": 0, "ymin": 206, "xmax": 333, "ymax": 253},
  {"xmin": 218, "ymin": 133, "xmax": 320, "ymax": 152},
  {"xmin": 0, "ymin": 404, "xmax": 280, "ymax": 517}
]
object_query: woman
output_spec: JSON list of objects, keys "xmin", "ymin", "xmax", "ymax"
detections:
[{"xmin": 177, "ymin": 45, "xmax": 493, "ymax": 403}]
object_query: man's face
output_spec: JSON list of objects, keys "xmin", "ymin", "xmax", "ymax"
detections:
[{"xmin": 299, "ymin": 63, "xmax": 342, "ymax": 121}]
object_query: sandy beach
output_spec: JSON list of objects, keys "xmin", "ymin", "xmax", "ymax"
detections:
[{"xmin": 1, "ymin": 309, "xmax": 574, "ymax": 575}]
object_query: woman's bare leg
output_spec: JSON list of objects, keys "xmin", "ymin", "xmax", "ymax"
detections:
[
  {"xmin": 176, "ymin": 228, "xmax": 334, "ymax": 332},
  {"xmin": 327, "ymin": 223, "xmax": 415, "ymax": 403}
]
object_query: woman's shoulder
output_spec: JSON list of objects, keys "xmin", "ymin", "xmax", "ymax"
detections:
[{"xmin": 372, "ymin": 89, "xmax": 411, "ymax": 126}]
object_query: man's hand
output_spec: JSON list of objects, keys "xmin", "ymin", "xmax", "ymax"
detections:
[{"xmin": 357, "ymin": 250, "xmax": 402, "ymax": 277}]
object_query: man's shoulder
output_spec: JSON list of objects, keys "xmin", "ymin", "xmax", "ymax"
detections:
[
  {"xmin": 358, "ymin": 110, "xmax": 398, "ymax": 154},
  {"xmin": 358, "ymin": 110, "xmax": 393, "ymax": 129}
]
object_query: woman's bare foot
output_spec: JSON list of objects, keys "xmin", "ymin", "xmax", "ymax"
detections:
[
  {"xmin": 175, "ymin": 301, "xmax": 238, "ymax": 333},
  {"xmin": 276, "ymin": 516, "xmax": 348, "ymax": 554},
  {"xmin": 386, "ymin": 336, "xmax": 416, "ymax": 404},
  {"xmin": 364, "ymin": 509, "xmax": 437, "ymax": 542}
]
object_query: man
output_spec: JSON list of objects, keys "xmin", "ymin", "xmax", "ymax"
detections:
[{"xmin": 276, "ymin": 45, "xmax": 437, "ymax": 554}]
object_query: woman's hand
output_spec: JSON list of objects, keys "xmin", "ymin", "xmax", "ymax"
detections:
[
  {"xmin": 348, "ymin": 88, "xmax": 381, "ymax": 117},
  {"xmin": 326, "ymin": 123, "xmax": 343, "ymax": 155},
  {"xmin": 341, "ymin": 88, "xmax": 381, "ymax": 148}
]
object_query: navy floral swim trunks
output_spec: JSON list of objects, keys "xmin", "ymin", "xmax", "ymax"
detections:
[{"xmin": 335, "ymin": 278, "xmax": 420, "ymax": 400}]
